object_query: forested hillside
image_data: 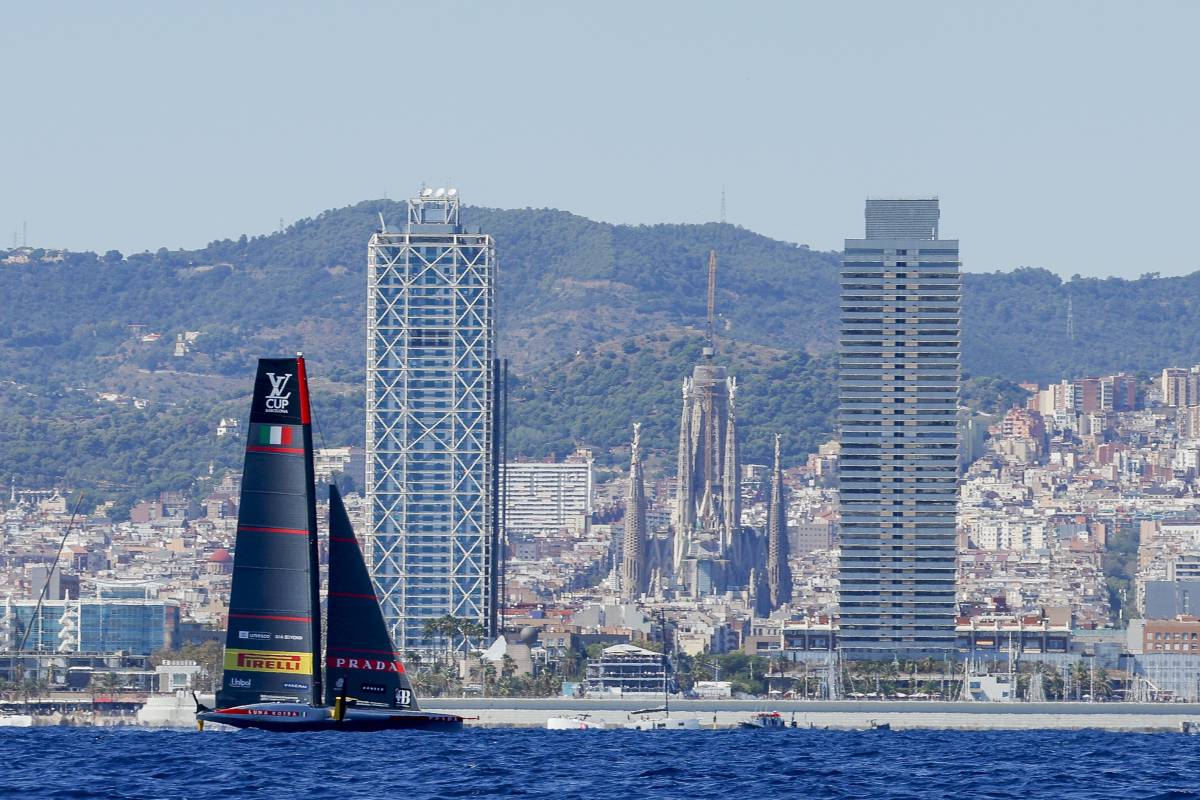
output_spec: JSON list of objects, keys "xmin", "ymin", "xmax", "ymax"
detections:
[{"xmin": 2, "ymin": 199, "xmax": 1198, "ymax": 507}]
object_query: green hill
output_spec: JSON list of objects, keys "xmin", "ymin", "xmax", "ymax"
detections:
[{"xmin": 1, "ymin": 200, "xmax": 1198, "ymax": 506}]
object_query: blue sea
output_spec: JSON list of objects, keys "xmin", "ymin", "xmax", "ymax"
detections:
[{"xmin": 1, "ymin": 727, "xmax": 1198, "ymax": 799}]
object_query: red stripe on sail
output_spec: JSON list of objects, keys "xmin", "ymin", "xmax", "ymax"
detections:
[
  {"xmin": 229, "ymin": 613, "xmax": 312, "ymax": 622},
  {"xmin": 238, "ymin": 525, "xmax": 309, "ymax": 535},
  {"xmin": 246, "ymin": 445, "xmax": 304, "ymax": 455},
  {"xmin": 296, "ymin": 356, "xmax": 311, "ymax": 425}
]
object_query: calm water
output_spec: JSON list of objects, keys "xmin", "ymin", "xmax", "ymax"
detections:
[{"xmin": 1, "ymin": 727, "xmax": 1198, "ymax": 799}]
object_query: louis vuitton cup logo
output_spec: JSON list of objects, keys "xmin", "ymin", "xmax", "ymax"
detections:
[{"xmin": 264, "ymin": 372, "xmax": 292, "ymax": 413}]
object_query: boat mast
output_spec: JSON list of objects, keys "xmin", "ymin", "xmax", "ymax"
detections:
[
  {"xmin": 297, "ymin": 354, "xmax": 324, "ymax": 707},
  {"xmin": 661, "ymin": 609, "xmax": 669, "ymax": 718}
]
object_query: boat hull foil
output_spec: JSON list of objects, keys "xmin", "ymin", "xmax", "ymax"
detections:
[{"xmin": 197, "ymin": 702, "xmax": 463, "ymax": 732}]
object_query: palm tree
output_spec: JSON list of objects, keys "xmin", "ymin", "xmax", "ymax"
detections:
[
  {"xmin": 770, "ymin": 655, "xmax": 790, "ymax": 696},
  {"xmin": 423, "ymin": 615, "xmax": 461, "ymax": 665},
  {"xmin": 482, "ymin": 662, "xmax": 497, "ymax": 696}
]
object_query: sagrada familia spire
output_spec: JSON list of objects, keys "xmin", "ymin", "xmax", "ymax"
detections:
[
  {"xmin": 621, "ymin": 422, "xmax": 648, "ymax": 599},
  {"xmin": 672, "ymin": 251, "xmax": 744, "ymax": 595},
  {"xmin": 766, "ymin": 433, "xmax": 792, "ymax": 611}
]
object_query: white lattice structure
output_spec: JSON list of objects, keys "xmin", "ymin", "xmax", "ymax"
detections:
[{"xmin": 366, "ymin": 190, "xmax": 496, "ymax": 652}]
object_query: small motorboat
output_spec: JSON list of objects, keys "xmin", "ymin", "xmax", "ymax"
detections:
[
  {"xmin": 740, "ymin": 711, "xmax": 787, "ymax": 730},
  {"xmin": 1182, "ymin": 721, "xmax": 1200, "ymax": 735}
]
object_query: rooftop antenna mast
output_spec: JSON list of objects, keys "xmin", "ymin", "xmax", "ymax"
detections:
[{"xmin": 704, "ymin": 249, "xmax": 717, "ymax": 359}]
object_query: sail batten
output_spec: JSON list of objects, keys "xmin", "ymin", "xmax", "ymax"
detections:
[{"xmin": 217, "ymin": 357, "xmax": 322, "ymax": 709}]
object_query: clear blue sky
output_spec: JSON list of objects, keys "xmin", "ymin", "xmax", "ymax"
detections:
[{"xmin": 2, "ymin": 1, "xmax": 1197, "ymax": 277}]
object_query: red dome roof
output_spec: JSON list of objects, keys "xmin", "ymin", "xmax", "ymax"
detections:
[{"xmin": 208, "ymin": 548, "xmax": 232, "ymax": 563}]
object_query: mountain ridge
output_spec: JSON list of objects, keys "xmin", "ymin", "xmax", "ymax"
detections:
[{"xmin": 2, "ymin": 200, "xmax": 1198, "ymax": 507}]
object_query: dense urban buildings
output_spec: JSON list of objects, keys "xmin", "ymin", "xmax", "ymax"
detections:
[
  {"xmin": 12, "ymin": 196, "xmax": 1200, "ymax": 707},
  {"xmin": 365, "ymin": 189, "xmax": 497, "ymax": 651},
  {"xmin": 838, "ymin": 198, "xmax": 961, "ymax": 658}
]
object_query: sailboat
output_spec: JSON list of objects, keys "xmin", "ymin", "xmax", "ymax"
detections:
[
  {"xmin": 622, "ymin": 643, "xmax": 699, "ymax": 731},
  {"xmin": 196, "ymin": 356, "xmax": 462, "ymax": 732}
]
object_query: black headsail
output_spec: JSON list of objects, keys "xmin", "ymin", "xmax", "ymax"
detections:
[
  {"xmin": 217, "ymin": 357, "xmax": 322, "ymax": 708},
  {"xmin": 325, "ymin": 485, "xmax": 420, "ymax": 710}
]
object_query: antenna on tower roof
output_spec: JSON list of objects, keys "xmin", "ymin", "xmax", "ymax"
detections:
[{"xmin": 705, "ymin": 249, "xmax": 717, "ymax": 359}]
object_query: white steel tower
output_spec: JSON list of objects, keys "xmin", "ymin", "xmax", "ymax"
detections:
[{"xmin": 366, "ymin": 188, "xmax": 496, "ymax": 652}]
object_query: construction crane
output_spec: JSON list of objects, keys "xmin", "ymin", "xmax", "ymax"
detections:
[{"xmin": 704, "ymin": 249, "xmax": 717, "ymax": 359}]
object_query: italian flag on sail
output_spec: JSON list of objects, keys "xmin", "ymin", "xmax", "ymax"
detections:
[{"xmin": 257, "ymin": 424, "xmax": 294, "ymax": 446}]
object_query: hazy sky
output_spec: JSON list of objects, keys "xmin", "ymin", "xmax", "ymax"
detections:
[{"xmin": 2, "ymin": 1, "xmax": 1197, "ymax": 277}]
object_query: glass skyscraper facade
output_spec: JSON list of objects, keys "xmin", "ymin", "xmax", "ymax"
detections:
[
  {"xmin": 366, "ymin": 190, "xmax": 495, "ymax": 652},
  {"xmin": 0, "ymin": 597, "xmax": 179, "ymax": 656},
  {"xmin": 838, "ymin": 198, "xmax": 960, "ymax": 657}
]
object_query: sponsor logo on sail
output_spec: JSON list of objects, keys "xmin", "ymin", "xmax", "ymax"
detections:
[
  {"xmin": 263, "ymin": 372, "xmax": 292, "ymax": 414},
  {"xmin": 326, "ymin": 656, "xmax": 405, "ymax": 673},
  {"xmin": 225, "ymin": 649, "xmax": 313, "ymax": 675},
  {"xmin": 282, "ymin": 681, "xmax": 310, "ymax": 691},
  {"xmin": 228, "ymin": 676, "xmax": 253, "ymax": 689},
  {"xmin": 360, "ymin": 683, "xmax": 386, "ymax": 694},
  {"xmin": 238, "ymin": 630, "xmax": 272, "ymax": 641}
]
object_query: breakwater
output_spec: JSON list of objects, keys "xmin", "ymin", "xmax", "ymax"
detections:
[{"xmin": 423, "ymin": 698, "xmax": 1200, "ymax": 731}]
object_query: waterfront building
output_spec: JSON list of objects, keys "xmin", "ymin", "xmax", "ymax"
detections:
[
  {"xmin": 838, "ymin": 198, "xmax": 961, "ymax": 658},
  {"xmin": 0, "ymin": 595, "xmax": 179, "ymax": 656},
  {"xmin": 503, "ymin": 451, "xmax": 593, "ymax": 536},
  {"xmin": 1137, "ymin": 616, "xmax": 1200, "ymax": 655},
  {"xmin": 366, "ymin": 189, "xmax": 497, "ymax": 651},
  {"xmin": 584, "ymin": 643, "xmax": 667, "ymax": 696}
]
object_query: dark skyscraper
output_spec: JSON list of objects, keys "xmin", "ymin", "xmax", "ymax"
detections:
[
  {"xmin": 766, "ymin": 433, "xmax": 792, "ymax": 611},
  {"xmin": 838, "ymin": 198, "xmax": 960, "ymax": 657}
]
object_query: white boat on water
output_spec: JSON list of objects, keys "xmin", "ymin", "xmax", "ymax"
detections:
[
  {"xmin": 620, "ymin": 706, "xmax": 700, "ymax": 731},
  {"xmin": 546, "ymin": 714, "xmax": 606, "ymax": 730},
  {"xmin": 0, "ymin": 714, "xmax": 34, "ymax": 728},
  {"xmin": 137, "ymin": 690, "xmax": 217, "ymax": 728},
  {"xmin": 622, "ymin": 714, "xmax": 700, "ymax": 731}
]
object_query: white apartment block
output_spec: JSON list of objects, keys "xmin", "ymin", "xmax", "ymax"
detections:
[{"xmin": 504, "ymin": 453, "xmax": 594, "ymax": 536}]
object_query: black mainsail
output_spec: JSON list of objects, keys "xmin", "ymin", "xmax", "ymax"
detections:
[
  {"xmin": 218, "ymin": 356, "xmax": 322, "ymax": 708},
  {"xmin": 325, "ymin": 485, "xmax": 419, "ymax": 710}
]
